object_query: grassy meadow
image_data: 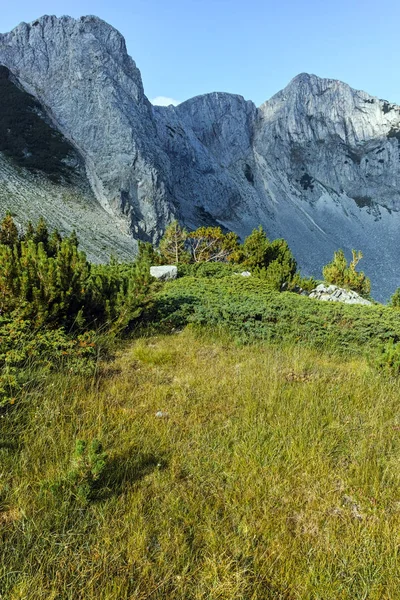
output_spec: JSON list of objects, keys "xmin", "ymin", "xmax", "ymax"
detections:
[
  {"xmin": 3, "ymin": 322, "xmax": 400, "ymax": 599},
  {"xmin": 2, "ymin": 215, "xmax": 400, "ymax": 599}
]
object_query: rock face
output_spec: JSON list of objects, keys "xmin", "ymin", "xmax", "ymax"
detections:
[
  {"xmin": 2, "ymin": 16, "xmax": 400, "ymax": 299},
  {"xmin": 309, "ymin": 284, "xmax": 372, "ymax": 306},
  {"xmin": 150, "ymin": 265, "xmax": 178, "ymax": 281},
  {"xmin": 0, "ymin": 15, "xmax": 175, "ymax": 243}
]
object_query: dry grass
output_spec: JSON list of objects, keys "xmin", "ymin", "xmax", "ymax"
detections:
[{"xmin": 2, "ymin": 327, "xmax": 400, "ymax": 598}]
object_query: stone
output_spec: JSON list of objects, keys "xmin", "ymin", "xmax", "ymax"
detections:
[
  {"xmin": 309, "ymin": 284, "xmax": 372, "ymax": 306},
  {"xmin": 155, "ymin": 411, "xmax": 169, "ymax": 418},
  {"xmin": 150, "ymin": 265, "xmax": 177, "ymax": 281}
]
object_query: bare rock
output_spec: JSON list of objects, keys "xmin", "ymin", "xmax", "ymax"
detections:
[
  {"xmin": 309, "ymin": 284, "xmax": 372, "ymax": 305},
  {"xmin": 2, "ymin": 17, "xmax": 400, "ymax": 299},
  {"xmin": 150, "ymin": 265, "xmax": 177, "ymax": 281}
]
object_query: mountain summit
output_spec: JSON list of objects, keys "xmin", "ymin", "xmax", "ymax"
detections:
[{"xmin": 1, "ymin": 15, "xmax": 400, "ymax": 299}]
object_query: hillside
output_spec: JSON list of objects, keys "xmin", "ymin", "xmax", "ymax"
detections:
[
  {"xmin": 2, "ymin": 213, "xmax": 400, "ymax": 599},
  {"xmin": 2, "ymin": 324, "xmax": 400, "ymax": 599}
]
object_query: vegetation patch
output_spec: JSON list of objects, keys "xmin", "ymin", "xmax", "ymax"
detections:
[
  {"xmin": 151, "ymin": 275, "xmax": 400, "ymax": 354},
  {"xmin": 299, "ymin": 172, "xmax": 314, "ymax": 190},
  {"xmin": 4, "ymin": 214, "xmax": 400, "ymax": 597},
  {"xmin": 352, "ymin": 195, "xmax": 374, "ymax": 209},
  {"xmin": 3, "ymin": 329, "xmax": 400, "ymax": 598}
]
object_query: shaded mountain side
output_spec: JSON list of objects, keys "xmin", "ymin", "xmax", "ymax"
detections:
[{"xmin": 0, "ymin": 65, "xmax": 81, "ymax": 182}]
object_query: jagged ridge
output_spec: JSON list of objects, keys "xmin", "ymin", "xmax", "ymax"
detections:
[{"xmin": 1, "ymin": 15, "xmax": 400, "ymax": 299}]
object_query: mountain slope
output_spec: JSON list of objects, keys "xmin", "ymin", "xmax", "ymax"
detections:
[{"xmin": 1, "ymin": 16, "xmax": 400, "ymax": 298}]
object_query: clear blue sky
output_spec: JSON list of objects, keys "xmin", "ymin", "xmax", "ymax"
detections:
[{"xmin": 2, "ymin": 0, "xmax": 400, "ymax": 106}]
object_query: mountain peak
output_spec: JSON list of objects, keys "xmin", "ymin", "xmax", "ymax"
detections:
[{"xmin": 1, "ymin": 15, "xmax": 400, "ymax": 300}]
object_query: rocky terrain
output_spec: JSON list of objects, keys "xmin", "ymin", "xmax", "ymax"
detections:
[
  {"xmin": 308, "ymin": 284, "xmax": 372, "ymax": 305},
  {"xmin": 1, "ymin": 15, "xmax": 400, "ymax": 298}
]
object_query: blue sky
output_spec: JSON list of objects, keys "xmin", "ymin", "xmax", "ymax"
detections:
[{"xmin": 2, "ymin": 0, "xmax": 400, "ymax": 106}]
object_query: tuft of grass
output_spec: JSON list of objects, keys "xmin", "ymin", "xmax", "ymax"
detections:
[{"xmin": 2, "ymin": 328, "xmax": 400, "ymax": 598}]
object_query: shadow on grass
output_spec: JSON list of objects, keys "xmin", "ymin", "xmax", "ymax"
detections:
[
  {"xmin": 96, "ymin": 448, "xmax": 167, "ymax": 500},
  {"xmin": 0, "ymin": 439, "xmax": 18, "ymax": 451}
]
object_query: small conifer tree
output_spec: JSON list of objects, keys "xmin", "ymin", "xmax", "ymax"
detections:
[
  {"xmin": 0, "ymin": 212, "xmax": 19, "ymax": 247},
  {"xmin": 233, "ymin": 226, "xmax": 270, "ymax": 268},
  {"xmin": 159, "ymin": 220, "xmax": 190, "ymax": 264},
  {"xmin": 389, "ymin": 288, "xmax": 400, "ymax": 309},
  {"xmin": 323, "ymin": 249, "xmax": 370, "ymax": 296},
  {"xmin": 33, "ymin": 216, "xmax": 49, "ymax": 249},
  {"xmin": 187, "ymin": 226, "xmax": 239, "ymax": 263}
]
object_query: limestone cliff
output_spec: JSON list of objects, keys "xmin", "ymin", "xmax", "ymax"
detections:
[{"xmin": 1, "ymin": 16, "xmax": 400, "ymax": 299}]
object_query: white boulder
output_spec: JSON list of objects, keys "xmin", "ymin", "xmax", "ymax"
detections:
[
  {"xmin": 150, "ymin": 265, "xmax": 178, "ymax": 281},
  {"xmin": 309, "ymin": 284, "xmax": 372, "ymax": 305}
]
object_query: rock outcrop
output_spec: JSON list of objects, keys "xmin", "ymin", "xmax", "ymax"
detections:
[
  {"xmin": 0, "ymin": 15, "xmax": 175, "ymax": 243},
  {"xmin": 150, "ymin": 265, "xmax": 178, "ymax": 281},
  {"xmin": 2, "ymin": 16, "xmax": 400, "ymax": 299},
  {"xmin": 309, "ymin": 284, "xmax": 372, "ymax": 306}
]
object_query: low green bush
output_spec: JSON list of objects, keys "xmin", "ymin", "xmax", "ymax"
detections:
[
  {"xmin": 0, "ymin": 314, "xmax": 97, "ymax": 405},
  {"xmin": 177, "ymin": 262, "xmax": 238, "ymax": 278},
  {"xmin": 153, "ymin": 276, "xmax": 400, "ymax": 354},
  {"xmin": 0, "ymin": 215, "xmax": 156, "ymax": 406},
  {"xmin": 323, "ymin": 249, "xmax": 371, "ymax": 297},
  {"xmin": 42, "ymin": 439, "xmax": 108, "ymax": 505},
  {"xmin": 375, "ymin": 339, "xmax": 400, "ymax": 376},
  {"xmin": 0, "ymin": 214, "xmax": 154, "ymax": 330}
]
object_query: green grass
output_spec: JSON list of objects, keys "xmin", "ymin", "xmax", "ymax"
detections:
[{"xmin": 2, "ymin": 326, "xmax": 400, "ymax": 598}]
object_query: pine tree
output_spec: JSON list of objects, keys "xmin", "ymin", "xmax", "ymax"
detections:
[
  {"xmin": 48, "ymin": 229, "xmax": 62, "ymax": 257},
  {"xmin": 233, "ymin": 226, "xmax": 270, "ymax": 268},
  {"xmin": 23, "ymin": 221, "xmax": 35, "ymax": 242},
  {"xmin": 390, "ymin": 288, "xmax": 400, "ymax": 308},
  {"xmin": 33, "ymin": 217, "xmax": 49, "ymax": 250},
  {"xmin": 187, "ymin": 226, "xmax": 239, "ymax": 263},
  {"xmin": 0, "ymin": 212, "xmax": 19, "ymax": 247},
  {"xmin": 159, "ymin": 220, "xmax": 190, "ymax": 264},
  {"xmin": 138, "ymin": 241, "xmax": 161, "ymax": 266},
  {"xmin": 68, "ymin": 230, "xmax": 79, "ymax": 249},
  {"xmin": 323, "ymin": 249, "xmax": 370, "ymax": 296}
]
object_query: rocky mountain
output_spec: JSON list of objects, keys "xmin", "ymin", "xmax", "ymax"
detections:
[{"xmin": 1, "ymin": 15, "xmax": 400, "ymax": 299}]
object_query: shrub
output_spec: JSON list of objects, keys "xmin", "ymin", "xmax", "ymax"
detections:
[
  {"xmin": 322, "ymin": 249, "xmax": 371, "ymax": 296},
  {"xmin": 0, "ymin": 215, "xmax": 91, "ymax": 326},
  {"xmin": 375, "ymin": 339, "xmax": 400, "ymax": 376},
  {"xmin": 159, "ymin": 220, "xmax": 190, "ymax": 264},
  {"xmin": 232, "ymin": 225, "xmax": 270, "ymax": 268},
  {"xmin": 0, "ymin": 215, "xmax": 154, "ymax": 330},
  {"xmin": 389, "ymin": 288, "xmax": 400, "ymax": 309},
  {"xmin": 177, "ymin": 262, "xmax": 238, "ymax": 279},
  {"xmin": 44, "ymin": 439, "xmax": 108, "ymax": 505},
  {"xmin": 232, "ymin": 228, "xmax": 297, "ymax": 290},
  {"xmin": 153, "ymin": 276, "xmax": 400, "ymax": 354},
  {"xmin": 288, "ymin": 272, "xmax": 318, "ymax": 293},
  {"xmin": 159, "ymin": 222, "xmax": 303, "ymax": 291},
  {"xmin": 0, "ymin": 215, "xmax": 156, "ymax": 405},
  {"xmin": 0, "ymin": 314, "xmax": 97, "ymax": 405},
  {"xmin": 187, "ymin": 226, "xmax": 240, "ymax": 263},
  {"xmin": 87, "ymin": 256, "xmax": 154, "ymax": 332}
]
